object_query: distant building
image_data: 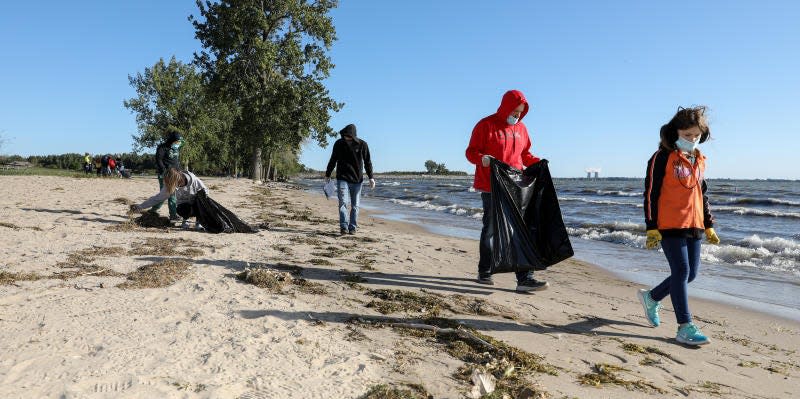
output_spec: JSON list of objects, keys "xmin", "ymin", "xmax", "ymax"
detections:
[{"xmin": 585, "ymin": 168, "xmax": 601, "ymax": 179}]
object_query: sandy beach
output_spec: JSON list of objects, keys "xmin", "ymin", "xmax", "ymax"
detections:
[{"xmin": 0, "ymin": 175, "xmax": 797, "ymax": 399}]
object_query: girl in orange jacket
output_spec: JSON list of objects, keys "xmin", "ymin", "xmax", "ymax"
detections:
[{"xmin": 638, "ymin": 106, "xmax": 720, "ymax": 346}]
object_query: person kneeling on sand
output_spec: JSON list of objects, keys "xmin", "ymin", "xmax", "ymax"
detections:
[{"xmin": 129, "ymin": 168, "xmax": 208, "ymax": 230}]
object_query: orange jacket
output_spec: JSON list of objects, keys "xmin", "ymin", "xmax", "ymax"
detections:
[
  {"xmin": 644, "ymin": 149, "xmax": 713, "ymax": 235},
  {"xmin": 465, "ymin": 90, "xmax": 540, "ymax": 192}
]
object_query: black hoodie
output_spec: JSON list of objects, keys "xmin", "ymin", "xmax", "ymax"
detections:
[
  {"xmin": 325, "ymin": 124, "xmax": 373, "ymax": 183},
  {"xmin": 155, "ymin": 132, "xmax": 182, "ymax": 175}
]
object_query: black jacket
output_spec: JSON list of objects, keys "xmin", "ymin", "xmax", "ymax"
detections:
[
  {"xmin": 155, "ymin": 134, "xmax": 182, "ymax": 175},
  {"xmin": 325, "ymin": 137, "xmax": 373, "ymax": 184}
]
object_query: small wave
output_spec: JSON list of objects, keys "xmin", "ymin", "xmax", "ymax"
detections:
[
  {"xmin": 561, "ymin": 196, "xmax": 642, "ymax": 208},
  {"xmin": 576, "ymin": 189, "xmax": 642, "ymax": 197},
  {"xmin": 388, "ymin": 198, "xmax": 482, "ymax": 218},
  {"xmin": 715, "ymin": 206, "xmax": 800, "ymax": 219},
  {"xmin": 717, "ymin": 197, "xmax": 800, "ymax": 207}
]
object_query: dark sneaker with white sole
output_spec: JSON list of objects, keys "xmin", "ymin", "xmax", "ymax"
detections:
[
  {"xmin": 516, "ymin": 278, "xmax": 549, "ymax": 292},
  {"xmin": 477, "ymin": 275, "xmax": 494, "ymax": 285}
]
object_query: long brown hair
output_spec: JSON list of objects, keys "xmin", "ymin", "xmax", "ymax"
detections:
[
  {"xmin": 163, "ymin": 168, "xmax": 184, "ymax": 194},
  {"xmin": 659, "ymin": 106, "xmax": 711, "ymax": 150}
]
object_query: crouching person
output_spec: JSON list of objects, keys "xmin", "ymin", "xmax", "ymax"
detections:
[{"xmin": 130, "ymin": 168, "xmax": 208, "ymax": 230}]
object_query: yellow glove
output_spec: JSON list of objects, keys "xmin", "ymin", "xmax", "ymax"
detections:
[
  {"xmin": 645, "ymin": 229, "xmax": 662, "ymax": 249},
  {"xmin": 705, "ymin": 228, "xmax": 720, "ymax": 245}
]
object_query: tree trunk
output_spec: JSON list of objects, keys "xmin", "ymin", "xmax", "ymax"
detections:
[
  {"xmin": 266, "ymin": 153, "xmax": 273, "ymax": 182},
  {"xmin": 251, "ymin": 147, "xmax": 262, "ymax": 181}
]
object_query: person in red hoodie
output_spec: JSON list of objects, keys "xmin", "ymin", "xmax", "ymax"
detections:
[{"xmin": 465, "ymin": 89, "xmax": 548, "ymax": 292}]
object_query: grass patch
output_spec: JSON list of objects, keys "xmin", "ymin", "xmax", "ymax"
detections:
[
  {"xmin": 365, "ymin": 289, "xmax": 451, "ymax": 316},
  {"xmin": 450, "ymin": 294, "xmax": 519, "ymax": 320},
  {"xmin": 107, "ymin": 212, "xmax": 172, "ymax": 232},
  {"xmin": 128, "ymin": 237, "xmax": 205, "ymax": 257},
  {"xmin": 309, "ymin": 258, "xmax": 333, "ymax": 266},
  {"xmin": 0, "ymin": 270, "xmax": 47, "ymax": 285},
  {"xmin": 354, "ymin": 253, "xmax": 377, "ymax": 270},
  {"xmin": 112, "ymin": 197, "xmax": 133, "ymax": 205},
  {"xmin": 289, "ymin": 235, "xmax": 324, "ymax": 246},
  {"xmin": 578, "ymin": 363, "xmax": 664, "ymax": 394},
  {"xmin": 737, "ymin": 360, "xmax": 760, "ymax": 368},
  {"xmin": 353, "ymin": 315, "xmax": 557, "ymax": 398},
  {"xmin": 118, "ymin": 259, "xmax": 192, "ymax": 289},
  {"xmin": 236, "ymin": 264, "xmax": 327, "ymax": 295},
  {"xmin": 357, "ymin": 383, "xmax": 432, "ymax": 399},
  {"xmin": 341, "ymin": 270, "xmax": 368, "ymax": 290},
  {"xmin": 53, "ymin": 266, "xmax": 123, "ymax": 280},
  {"xmin": 0, "ymin": 222, "xmax": 21, "ymax": 229},
  {"xmin": 620, "ymin": 342, "xmax": 683, "ymax": 364},
  {"xmin": 57, "ymin": 246, "xmax": 127, "ymax": 269},
  {"xmin": 311, "ymin": 245, "xmax": 346, "ymax": 258},
  {"xmin": 271, "ymin": 244, "xmax": 293, "ymax": 255}
]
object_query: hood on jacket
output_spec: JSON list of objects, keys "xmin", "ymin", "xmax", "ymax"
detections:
[
  {"xmin": 495, "ymin": 90, "xmax": 529, "ymax": 124},
  {"xmin": 165, "ymin": 131, "xmax": 183, "ymax": 145},
  {"xmin": 339, "ymin": 124, "xmax": 357, "ymax": 139}
]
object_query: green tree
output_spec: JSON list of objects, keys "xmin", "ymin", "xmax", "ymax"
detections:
[
  {"xmin": 424, "ymin": 160, "xmax": 437, "ymax": 174},
  {"xmin": 123, "ymin": 56, "xmax": 235, "ymax": 171},
  {"xmin": 191, "ymin": 0, "xmax": 342, "ymax": 181}
]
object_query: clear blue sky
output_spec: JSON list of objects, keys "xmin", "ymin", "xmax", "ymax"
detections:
[{"xmin": 1, "ymin": 1, "xmax": 798, "ymax": 179}]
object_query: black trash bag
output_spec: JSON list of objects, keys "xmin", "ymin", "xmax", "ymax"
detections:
[
  {"xmin": 488, "ymin": 158, "xmax": 573, "ymax": 274},
  {"xmin": 193, "ymin": 189, "xmax": 258, "ymax": 234}
]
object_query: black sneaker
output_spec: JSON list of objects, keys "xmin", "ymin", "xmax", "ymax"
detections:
[
  {"xmin": 348, "ymin": 228, "xmax": 356, "ymax": 235},
  {"xmin": 340, "ymin": 228, "xmax": 348, "ymax": 236},
  {"xmin": 477, "ymin": 275, "xmax": 494, "ymax": 285},
  {"xmin": 516, "ymin": 278, "xmax": 549, "ymax": 292}
]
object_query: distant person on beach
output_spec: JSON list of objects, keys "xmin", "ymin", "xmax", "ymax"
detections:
[
  {"xmin": 130, "ymin": 168, "xmax": 207, "ymax": 230},
  {"xmin": 465, "ymin": 89, "xmax": 549, "ymax": 292},
  {"xmin": 83, "ymin": 153, "xmax": 92, "ymax": 174},
  {"xmin": 324, "ymin": 124, "xmax": 375, "ymax": 235},
  {"xmin": 100, "ymin": 155, "xmax": 110, "ymax": 177},
  {"xmin": 94, "ymin": 157, "xmax": 102, "ymax": 177},
  {"xmin": 638, "ymin": 106, "xmax": 719, "ymax": 346},
  {"xmin": 151, "ymin": 132, "xmax": 183, "ymax": 221},
  {"xmin": 108, "ymin": 156, "xmax": 116, "ymax": 177}
]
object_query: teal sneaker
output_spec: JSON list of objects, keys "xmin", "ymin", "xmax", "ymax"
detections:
[
  {"xmin": 636, "ymin": 289, "xmax": 661, "ymax": 327},
  {"xmin": 676, "ymin": 323, "xmax": 710, "ymax": 346}
]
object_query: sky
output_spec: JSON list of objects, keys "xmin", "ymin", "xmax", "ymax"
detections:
[{"xmin": 1, "ymin": 1, "xmax": 798, "ymax": 179}]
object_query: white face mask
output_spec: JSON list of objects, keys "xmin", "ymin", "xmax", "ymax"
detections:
[
  {"xmin": 675, "ymin": 137, "xmax": 699, "ymax": 153},
  {"xmin": 507, "ymin": 115, "xmax": 519, "ymax": 125}
]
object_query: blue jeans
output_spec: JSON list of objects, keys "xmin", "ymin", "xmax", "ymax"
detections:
[
  {"xmin": 650, "ymin": 236, "xmax": 701, "ymax": 324},
  {"xmin": 479, "ymin": 192, "xmax": 533, "ymax": 283},
  {"xmin": 337, "ymin": 180, "xmax": 362, "ymax": 232}
]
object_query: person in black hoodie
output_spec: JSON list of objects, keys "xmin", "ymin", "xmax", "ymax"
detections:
[
  {"xmin": 150, "ymin": 132, "xmax": 183, "ymax": 220},
  {"xmin": 325, "ymin": 124, "xmax": 375, "ymax": 235}
]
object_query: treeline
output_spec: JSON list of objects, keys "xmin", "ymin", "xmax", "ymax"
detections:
[
  {"xmin": 120, "ymin": 1, "xmax": 342, "ymax": 180},
  {"xmin": 0, "ymin": 152, "xmax": 318, "ymax": 176}
]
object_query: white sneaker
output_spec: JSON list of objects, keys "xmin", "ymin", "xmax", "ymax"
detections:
[{"xmin": 180, "ymin": 220, "xmax": 190, "ymax": 229}]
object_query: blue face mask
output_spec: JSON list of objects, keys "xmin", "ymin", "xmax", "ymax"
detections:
[
  {"xmin": 507, "ymin": 115, "xmax": 519, "ymax": 125},
  {"xmin": 675, "ymin": 137, "xmax": 699, "ymax": 153}
]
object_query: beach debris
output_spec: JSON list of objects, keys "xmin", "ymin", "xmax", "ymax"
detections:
[
  {"xmin": 469, "ymin": 369, "xmax": 496, "ymax": 398},
  {"xmin": 112, "ymin": 197, "xmax": 133, "ymax": 205},
  {"xmin": 0, "ymin": 270, "xmax": 45, "ymax": 285},
  {"xmin": 365, "ymin": 289, "xmax": 451, "ymax": 316},
  {"xmin": 579, "ymin": 363, "xmax": 665, "ymax": 393},
  {"xmin": 236, "ymin": 266, "xmax": 327, "ymax": 295},
  {"xmin": 117, "ymin": 259, "xmax": 192, "ymax": 289},
  {"xmin": 357, "ymin": 383, "xmax": 432, "ymax": 399}
]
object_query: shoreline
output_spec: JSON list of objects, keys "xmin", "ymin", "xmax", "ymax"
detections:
[
  {"xmin": 1, "ymin": 175, "xmax": 798, "ymax": 398},
  {"xmin": 360, "ymin": 199, "xmax": 800, "ymax": 325}
]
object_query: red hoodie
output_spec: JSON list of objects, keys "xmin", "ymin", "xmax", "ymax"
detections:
[{"xmin": 465, "ymin": 90, "xmax": 540, "ymax": 192}]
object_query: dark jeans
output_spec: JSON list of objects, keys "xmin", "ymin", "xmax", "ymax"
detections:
[
  {"xmin": 478, "ymin": 192, "xmax": 533, "ymax": 283},
  {"xmin": 650, "ymin": 236, "xmax": 701, "ymax": 324}
]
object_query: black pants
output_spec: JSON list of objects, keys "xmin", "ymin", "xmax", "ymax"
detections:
[
  {"xmin": 176, "ymin": 202, "xmax": 195, "ymax": 219},
  {"xmin": 478, "ymin": 192, "xmax": 533, "ymax": 282}
]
